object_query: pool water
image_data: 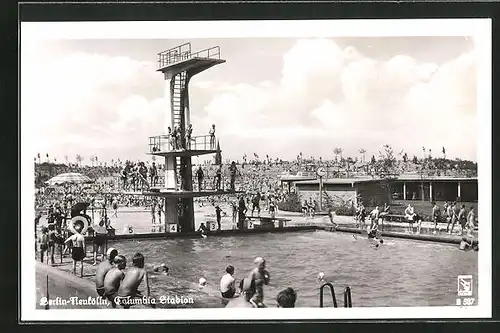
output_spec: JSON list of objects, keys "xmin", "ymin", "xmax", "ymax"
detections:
[{"xmin": 110, "ymin": 230, "xmax": 478, "ymax": 307}]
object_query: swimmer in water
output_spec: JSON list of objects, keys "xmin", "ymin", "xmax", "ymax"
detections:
[
  {"xmin": 153, "ymin": 263, "xmax": 169, "ymax": 274},
  {"xmin": 95, "ymin": 248, "xmax": 118, "ymax": 298},
  {"xmin": 276, "ymin": 287, "xmax": 297, "ymax": 308},
  {"xmin": 103, "ymin": 255, "xmax": 126, "ymax": 308},
  {"xmin": 199, "ymin": 277, "xmax": 207, "ymax": 289},
  {"xmin": 243, "ymin": 257, "xmax": 270, "ymax": 308},
  {"xmin": 318, "ymin": 272, "xmax": 326, "ymax": 284}
]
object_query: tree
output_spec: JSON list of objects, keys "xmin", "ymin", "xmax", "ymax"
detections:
[
  {"xmin": 76, "ymin": 154, "xmax": 83, "ymax": 166},
  {"xmin": 370, "ymin": 155, "xmax": 376, "ymax": 164},
  {"xmin": 428, "ymin": 149, "xmax": 432, "ymax": 159},
  {"xmin": 358, "ymin": 148, "xmax": 366, "ymax": 163},
  {"xmin": 422, "ymin": 146, "xmax": 426, "ymax": 159},
  {"xmin": 442, "ymin": 147, "xmax": 446, "ymax": 159},
  {"xmin": 46, "ymin": 153, "xmax": 49, "ymax": 163},
  {"xmin": 412, "ymin": 155, "xmax": 418, "ymax": 164},
  {"xmin": 37, "ymin": 153, "xmax": 41, "ymax": 164},
  {"xmin": 373, "ymin": 144, "xmax": 399, "ymax": 178},
  {"xmin": 64, "ymin": 155, "xmax": 68, "ymax": 165}
]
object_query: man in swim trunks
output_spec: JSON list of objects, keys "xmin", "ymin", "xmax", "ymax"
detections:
[
  {"xmin": 243, "ymin": 257, "xmax": 270, "ymax": 308},
  {"xmin": 64, "ymin": 223, "xmax": 86, "ymax": 277},
  {"xmin": 466, "ymin": 206, "xmax": 476, "ymax": 235},
  {"xmin": 215, "ymin": 165, "xmax": 222, "ymax": 191},
  {"xmin": 458, "ymin": 204, "xmax": 467, "ymax": 235},
  {"xmin": 215, "ymin": 205, "xmax": 223, "ymax": 231},
  {"xmin": 369, "ymin": 206, "xmax": 380, "ymax": 230},
  {"xmin": 251, "ymin": 192, "xmax": 261, "ymax": 217},
  {"xmin": 112, "ymin": 198, "xmax": 119, "ymax": 218},
  {"xmin": 38, "ymin": 226, "xmax": 49, "ymax": 264},
  {"xmin": 431, "ymin": 202, "xmax": 441, "ymax": 234},
  {"xmin": 448, "ymin": 202, "xmax": 460, "ymax": 234},
  {"xmin": 95, "ymin": 248, "xmax": 118, "ymax": 298},
  {"xmin": 276, "ymin": 287, "xmax": 297, "ymax": 308},
  {"xmin": 231, "ymin": 201, "xmax": 238, "ymax": 227},
  {"xmin": 103, "ymin": 254, "xmax": 127, "ymax": 308},
  {"xmin": 92, "ymin": 218, "xmax": 108, "ymax": 266},
  {"xmin": 117, "ymin": 252, "xmax": 152, "ymax": 309},
  {"xmin": 238, "ymin": 196, "xmax": 247, "ymax": 230},
  {"xmin": 220, "ymin": 265, "xmax": 237, "ymax": 298}
]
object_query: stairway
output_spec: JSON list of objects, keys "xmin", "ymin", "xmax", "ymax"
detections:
[
  {"xmin": 172, "ymin": 71, "xmax": 187, "ymax": 190},
  {"xmin": 172, "ymin": 71, "xmax": 187, "ymax": 131}
]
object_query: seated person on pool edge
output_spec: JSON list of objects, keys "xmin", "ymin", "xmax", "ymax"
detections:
[
  {"xmin": 95, "ymin": 248, "xmax": 119, "ymax": 297},
  {"xmin": 117, "ymin": 252, "xmax": 152, "ymax": 308},
  {"xmin": 103, "ymin": 255, "xmax": 127, "ymax": 308},
  {"xmin": 220, "ymin": 265, "xmax": 237, "ymax": 298}
]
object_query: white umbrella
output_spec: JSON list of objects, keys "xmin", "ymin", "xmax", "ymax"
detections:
[{"xmin": 45, "ymin": 172, "xmax": 93, "ymax": 186}]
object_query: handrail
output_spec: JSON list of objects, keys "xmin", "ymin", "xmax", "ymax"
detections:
[
  {"xmin": 344, "ymin": 286, "xmax": 352, "ymax": 308},
  {"xmin": 157, "ymin": 44, "xmax": 221, "ymax": 68},
  {"xmin": 157, "ymin": 42, "xmax": 191, "ymax": 56},
  {"xmin": 319, "ymin": 282, "xmax": 338, "ymax": 308},
  {"xmin": 149, "ymin": 134, "xmax": 217, "ymax": 153}
]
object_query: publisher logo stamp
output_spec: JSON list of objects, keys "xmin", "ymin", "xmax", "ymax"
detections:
[{"xmin": 457, "ymin": 275, "xmax": 473, "ymax": 296}]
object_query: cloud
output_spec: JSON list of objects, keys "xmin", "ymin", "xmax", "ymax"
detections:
[
  {"xmin": 22, "ymin": 42, "xmax": 165, "ymax": 162},
  {"xmin": 198, "ymin": 38, "xmax": 477, "ymax": 160},
  {"xmin": 23, "ymin": 38, "xmax": 477, "ymax": 163}
]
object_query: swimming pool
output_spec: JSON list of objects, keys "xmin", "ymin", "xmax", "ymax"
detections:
[{"xmin": 110, "ymin": 230, "xmax": 478, "ymax": 307}]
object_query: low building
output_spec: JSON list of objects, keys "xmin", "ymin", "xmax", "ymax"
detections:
[
  {"xmin": 389, "ymin": 175, "xmax": 478, "ymax": 202},
  {"xmin": 294, "ymin": 175, "xmax": 478, "ymax": 209},
  {"xmin": 294, "ymin": 178, "xmax": 391, "ymax": 208}
]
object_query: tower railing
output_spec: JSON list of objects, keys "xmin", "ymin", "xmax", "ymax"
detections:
[
  {"xmin": 149, "ymin": 134, "xmax": 218, "ymax": 153},
  {"xmin": 157, "ymin": 44, "xmax": 221, "ymax": 69}
]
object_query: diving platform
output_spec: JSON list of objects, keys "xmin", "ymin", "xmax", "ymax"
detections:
[
  {"xmin": 149, "ymin": 134, "xmax": 217, "ymax": 157},
  {"xmin": 157, "ymin": 43, "xmax": 225, "ymax": 79},
  {"xmin": 144, "ymin": 188, "xmax": 244, "ymax": 199}
]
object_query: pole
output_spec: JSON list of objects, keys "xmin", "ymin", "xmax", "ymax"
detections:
[{"xmin": 319, "ymin": 176, "xmax": 323, "ymax": 212}]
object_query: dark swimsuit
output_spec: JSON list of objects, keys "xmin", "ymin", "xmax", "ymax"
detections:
[
  {"xmin": 94, "ymin": 234, "xmax": 106, "ymax": 246},
  {"xmin": 71, "ymin": 247, "xmax": 85, "ymax": 261}
]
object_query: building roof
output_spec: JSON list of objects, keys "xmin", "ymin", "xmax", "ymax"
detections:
[
  {"xmin": 294, "ymin": 175, "xmax": 478, "ymax": 186},
  {"xmin": 295, "ymin": 178, "xmax": 377, "ymax": 186},
  {"xmin": 393, "ymin": 175, "xmax": 478, "ymax": 181}
]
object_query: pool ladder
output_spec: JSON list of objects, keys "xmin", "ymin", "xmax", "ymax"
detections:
[{"xmin": 319, "ymin": 283, "xmax": 352, "ymax": 308}]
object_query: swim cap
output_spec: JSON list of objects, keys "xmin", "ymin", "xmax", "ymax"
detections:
[
  {"xmin": 318, "ymin": 272, "xmax": 325, "ymax": 280},
  {"xmin": 199, "ymin": 277, "xmax": 207, "ymax": 286}
]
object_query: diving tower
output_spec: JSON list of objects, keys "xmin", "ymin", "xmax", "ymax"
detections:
[{"xmin": 146, "ymin": 43, "xmax": 240, "ymax": 233}]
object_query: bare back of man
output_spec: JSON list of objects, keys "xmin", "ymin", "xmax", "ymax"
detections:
[
  {"xmin": 95, "ymin": 261, "xmax": 114, "ymax": 295},
  {"xmin": 104, "ymin": 267, "xmax": 125, "ymax": 307},
  {"xmin": 118, "ymin": 267, "xmax": 146, "ymax": 297}
]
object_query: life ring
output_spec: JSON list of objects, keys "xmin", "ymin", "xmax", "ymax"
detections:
[{"xmin": 68, "ymin": 215, "xmax": 89, "ymax": 235}]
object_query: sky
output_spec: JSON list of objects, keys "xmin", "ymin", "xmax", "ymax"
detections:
[{"xmin": 22, "ymin": 29, "xmax": 479, "ymax": 164}]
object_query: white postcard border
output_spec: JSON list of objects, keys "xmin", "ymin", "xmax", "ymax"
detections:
[{"xmin": 20, "ymin": 19, "xmax": 492, "ymax": 321}]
